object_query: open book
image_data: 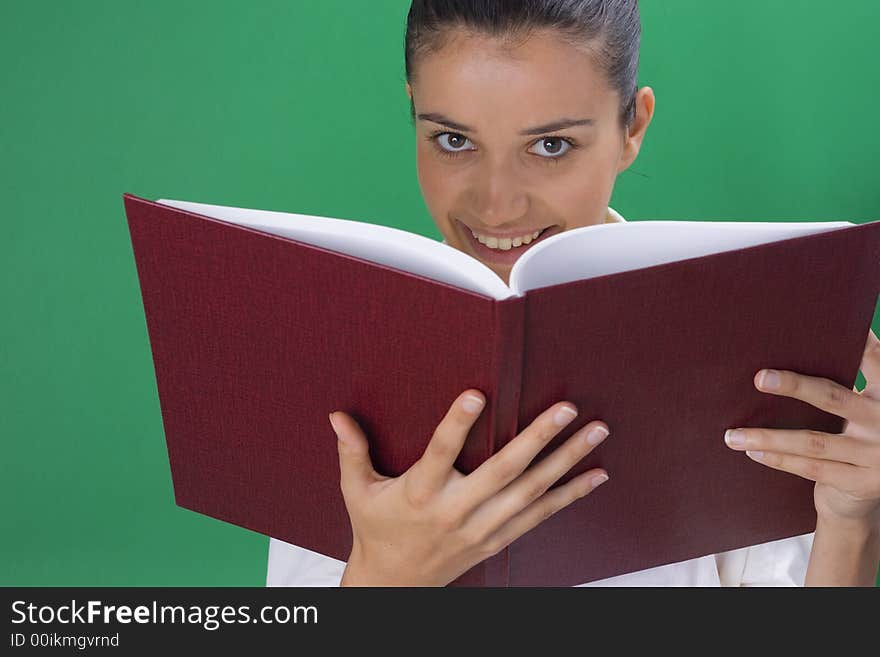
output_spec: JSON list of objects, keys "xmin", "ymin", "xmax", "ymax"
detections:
[
  {"xmin": 123, "ymin": 193, "xmax": 880, "ymax": 586},
  {"xmin": 153, "ymin": 197, "xmax": 854, "ymax": 298}
]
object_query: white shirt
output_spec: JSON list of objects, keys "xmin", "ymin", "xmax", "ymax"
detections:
[
  {"xmin": 266, "ymin": 531, "xmax": 815, "ymax": 587},
  {"xmin": 266, "ymin": 206, "xmax": 816, "ymax": 586}
]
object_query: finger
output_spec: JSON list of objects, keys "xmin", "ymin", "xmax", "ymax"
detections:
[
  {"xmin": 479, "ymin": 468, "xmax": 609, "ymax": 557},
  {"xmin": 330, "ymin": 411, "xmax": 386, "ymax": 500},
  {"xmin": 408, "ymin": 390, "xmax": 486, "ymax": 495},
  {"xmin": 460, "ymin": 402, "xmax": 581, "ymax": 510},
  {"xmin": 468, "ymin": 421, "xmax": 610, "ymax": 535},
  {"xmin": 744, "ymin": 449, "xmax": 874, "ymax": 493},
  {"xmin": 723, "ymin": 427, "xmax": 876, "ymax": 467},
  {"xmin": 754, "ymin": 369, "xmax": 873, "ymax": 425},
  {"xmin": 859, "ymin": 328, "xmax": 880, "ymax": 384}
]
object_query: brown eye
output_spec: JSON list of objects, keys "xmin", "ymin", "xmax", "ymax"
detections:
[
  {"xmin": 531, "ymin": 137, "xmax": 572, "ymax": 158},
  {"xmin": 436, "ymin": 132, "xmax": 474, "ymax": 152}
]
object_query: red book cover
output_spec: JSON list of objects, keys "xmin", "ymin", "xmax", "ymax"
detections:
[{"xmin": 123, "ymin": 193, "xmax": 880, "ymax": 586}]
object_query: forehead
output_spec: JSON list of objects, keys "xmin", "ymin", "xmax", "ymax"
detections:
[{"xmin": 412, "ymin": 29, "xmax": 616, "ymax": 121}]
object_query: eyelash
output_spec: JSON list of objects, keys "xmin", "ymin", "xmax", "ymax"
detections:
[{"xmin": 425, "ymin": 130, "xmax": 580, "ymax": 164}]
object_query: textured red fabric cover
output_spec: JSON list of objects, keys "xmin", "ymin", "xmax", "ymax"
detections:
[{"xmin": 124, "ymin": 193, "xmax": 880, "ymax": 586}]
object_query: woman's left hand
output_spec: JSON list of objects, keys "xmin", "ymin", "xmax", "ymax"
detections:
[{"xmin": 723, "ymin": 328, "xmax": 880, "ymax": 528}]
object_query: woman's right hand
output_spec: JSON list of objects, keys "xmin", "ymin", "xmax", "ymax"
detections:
[{"xmin": 329, "ymin": 389, "xmax": 611, "ymax": 586}]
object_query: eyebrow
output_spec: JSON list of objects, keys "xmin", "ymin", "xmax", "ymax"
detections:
[{"xmin": 416, "ymin": 112, "xmax": 595, "ymax": 135}]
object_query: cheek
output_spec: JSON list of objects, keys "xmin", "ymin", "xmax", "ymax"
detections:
[
  {"xmin": 416, "ymin": 151, "xmax": 454, "ymax": 211},
  {"xmin": 547, "ymin": 160, "xmax": 616, "ymax": 227}
]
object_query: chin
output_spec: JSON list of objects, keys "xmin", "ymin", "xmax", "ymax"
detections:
[
  {"xmin": 487, "ymin": 262, "xmax": 513, "ymax": 283},
  {"xmin": 443, "ymin": 231, "xmax": 516, "ymax": 283}
]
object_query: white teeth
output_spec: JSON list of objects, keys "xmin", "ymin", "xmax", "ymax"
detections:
[{"xmin": 471, "ymin": 228, "xmax": 546, "ymax": 250}]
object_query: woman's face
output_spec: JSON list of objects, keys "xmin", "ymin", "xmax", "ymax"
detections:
[{"xmin": 407, "ymin": 28, "xmax": 655, "ymax": 285}]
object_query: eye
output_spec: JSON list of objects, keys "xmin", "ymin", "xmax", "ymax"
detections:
[
  {"xmin": 530, "ymin": 136, "xmax": 573, "ymax": 159},
  {"xmin": 430, "ymin": 131, "xmax": 476, "ymax": 157},
  {"xmin": 426, "ymin": 130, "xmax": 580, "ymax": 163}
]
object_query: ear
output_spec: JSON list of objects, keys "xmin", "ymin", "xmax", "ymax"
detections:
[
  {"xmin": 617, "ymin": 86, "xmax": 655, "ymax": 174},
  {"xmin": 405, "ymin": 81, "xmax": 413, "ymax": 100}
]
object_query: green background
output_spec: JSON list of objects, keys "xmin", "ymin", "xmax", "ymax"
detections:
[{"xmin": 2, "ymin": 0, "xmax": 878, "ymax": 586}]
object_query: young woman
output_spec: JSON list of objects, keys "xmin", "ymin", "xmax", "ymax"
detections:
[{"xmin": 267, "ymin": 0, "xmax": 880, "ymax": 587}]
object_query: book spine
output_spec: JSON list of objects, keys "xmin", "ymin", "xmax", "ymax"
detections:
[
  {"xmin": 489, "ymin": 297, "xmax": 528, "ymax": 464},
  {"xmin": 485, "ymin": 296, "xmax": 527, "ymax": 587},
  {"xmin": 445, "ymin": 295, "xmax": 525, "ymax": 587}
]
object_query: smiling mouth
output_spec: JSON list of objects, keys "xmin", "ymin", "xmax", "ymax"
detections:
[
  {"xmin": 456, "ymin": 219, "xmax": 560, "ymax": 264},
  {"xmin": 470, "ymin": 226, "xmax": 551, "ymax": 250}
]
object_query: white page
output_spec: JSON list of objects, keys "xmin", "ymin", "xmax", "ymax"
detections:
[
  {"xmin": 510, "ymin": 220, "xmax": 854, "ymax": 296},
  {"xmin": 156, "ymin": 199, "xmax": 514, "ymax": 299},
  {"xmin": 157, "ymin": 199, "xmax": 854, "ymax": 300}
]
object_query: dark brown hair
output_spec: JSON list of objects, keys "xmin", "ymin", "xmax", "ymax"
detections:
[{"xmin": 405, "ymin": 0, "xmax": 641, "ymax": 132}]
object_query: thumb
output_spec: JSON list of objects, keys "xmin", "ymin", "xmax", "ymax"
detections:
[{"xmin": 329, "ymin": 412, "xmax": 382, "ymax": 497}]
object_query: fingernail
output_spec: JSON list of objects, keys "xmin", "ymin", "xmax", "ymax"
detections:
[
  {"xmin": 585, "ymin": 425, "xmax": 609, "ymax": 446},
  {"xmin": 328, "ymin": 412, "xmax": 341, "ymax": 436},
  {"xmin": 746, "ymin": 450, "xmax": 764, "ymax": 461},
  {"xmin": 724, "ymin": 429, "xmax": 746, "ymax": 447},
  {"xmin": 462, "ymin": 394, "xmax": 484, "ymax": 413},
  {"xmin": 758, "ymin": 369, "xmax": 780, "ymax": 390},
  {"xmin": 554, "ymin": 405, "xmax": 578, "ymax": 426},
  {"xmin": 591, "ymin": 473, "xmax": 609, "ymax": 488}
]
